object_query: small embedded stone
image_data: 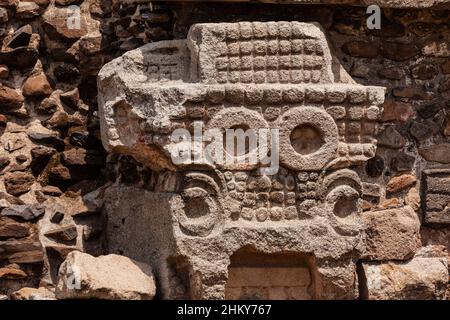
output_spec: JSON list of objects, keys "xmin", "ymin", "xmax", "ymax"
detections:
[
  {"xmin": 387, "ymin": 174, "xmax": 417, "ymax": 193},
  {"xmin": 365, "ymin": 155, "xmax": 384, "ymax": 178},
  {"xmin": 50, "ymin": 211, "xmax": 64, "ymax": 224},
  {"xmin": 16, "ymin": 1, "xmax": 41, "ymax": 19},
  {"xmin": 380, "ymin": 42, "xmax": 419, "ymax": 61},
  {"xmin": 411, "ymin": 63, "xmax": 438, "ymax": 80},
  {"xmin": 0, "ymin": 221, "xmax": 30, "ymax": 239},
  {"xmin": 60, "ymin": 88, "xmax": 80, "ymax": 109},
  {"xmin": 0, "ymin": 266, "xmax": 27, "ymax": 280},
  {"xmin": 22, "ymin": 73, "xmax": 52, "ymax": 97},
  {"xmin": 419, "ymin": 144, "xmax": 450, "ymax": 164},
  {"xmin": 5, "ymin": 24, "xmax": 32, "ymax": 49},
  {"xmin": 8, "ymin": 250, "xmax": 44, "ymax": 264},
  {"xmin": 44, "ymin": 225, "xmax": 77, "ymax": 243},
  {"xmin": 1, "ymin": 204, "xmax": 45, "ymax": 221},
  {"xmin": 0, "ymin": 64, "xmax": 9, "ymax": 78},
  {"xmin": 377, "ymin": 126, "xmax": 405, "ymax": 149},
  {"xmin": 342, "ymin": 41, "xmax": 378, "ymax": 58},
  {"xmin": 382, "ymin": 100, "xmax": 414, "ymax": 122},
  {"xmin": 0, "ymin": 85, "xmax": 24, "ymax": 109},
  {"xmin": 3, "ymin": 171, "xmax": 35, "ymax": 196}
]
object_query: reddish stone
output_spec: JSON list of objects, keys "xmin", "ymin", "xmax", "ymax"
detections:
[
  {"xmin": 380, "ymin": 42, "xmax": 419, "ymax": 61},
  {"xmin": 342, "ymin": 41, "xmax": 378, "ymax": 58},
  {"xmin": 439, "ymin": 77, "xmax": 450, "ymax": 93},
  {"xmin": 4, "ymin": 171, "xmax": 35, "ymax": 196},
  {"xmin": 22, "ymin": 73, "xmax": 53, "ymax": 97},
  {"xmin": 8, "ymin": 250, "xmax": 44, "ymax": 264},
  {"xmin": 0, "ymin": 85, "xmax": 24, "ymax": 109},
  {"xmin": 444, "ymin": 116, "xmax": 450, "ymax": 136},
  {"xmin": 442, "ymin": 61, "xmax": 450, "ymax": 74},
  {"xmin": 0, "ymin": 221, "xmax": 30, "ymax": 240},
  {"xmin": 0, "ymin": 266, "xmax": 27, "ymax": 279},
  {"xmin": 419, "ymin": 144, "xmax": 450, "ymax": 164},
  {"xmin": 393, "ymin": 86, "xmax": 433, "ymax": 100},
  {"xmin": 411, "ymin": 63, "xmax": 438, "ymax": 80},
  {"xmin": 382, "ymin": 100, "xmax": 414, "ymax": 122},
  {"xmin": 386, "ymin": 174, "xmax": 417, "ymax": 193}
]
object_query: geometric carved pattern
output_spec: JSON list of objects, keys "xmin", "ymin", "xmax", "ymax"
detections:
[
  {"xmin": 421, "ymin": 169, "xmax": 450, "ymax": 224},
  {"xmin": 98, "ymin": 22, "xmax": 386, "ymax": 299}
]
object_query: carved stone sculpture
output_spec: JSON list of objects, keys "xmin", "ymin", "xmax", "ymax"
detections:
[{"xmin": 97, "ymin": 22, "xmax": 386, "ymax": 299}]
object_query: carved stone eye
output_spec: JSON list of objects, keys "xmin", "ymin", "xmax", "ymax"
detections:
[
  {"xmin": 278, "ymin": 107, "xmax": 338, "ymax": 171},
  {"xmin": 290, "ymin": 124, "xmax": 324, "ymax": 155},
  {"xmin": 326, "ymin": 185, "xmax": 360, "ymax": 218},
  {"xmin": 176, "ymin": 173, "xmax": 222, "ymax": 237}
]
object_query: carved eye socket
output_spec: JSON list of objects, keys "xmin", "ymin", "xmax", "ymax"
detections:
[
  {"xmin": 222, "ymin": 124, "xmax": 257, "ymax": 157},
  {"xmin": 326, "ymin": 185, "xmax": 359, "ymax": 218},
  {"xmin": 290, "ymin": 125, "xmax": 324, "ymax": 155},
  {"xmin": 278, "ymin": 107, "xmax": 338, "ymax": 171},
  {"xmin": 176, "ymin": 173, "xmax": 222, "ymax": 237}
]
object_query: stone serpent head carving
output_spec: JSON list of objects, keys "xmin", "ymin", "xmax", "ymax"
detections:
[{"xmin": 98, "ymin": 22, "xmax": 385, "ymax": 299}]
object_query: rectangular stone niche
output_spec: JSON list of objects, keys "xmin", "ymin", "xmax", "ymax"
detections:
[
  {"xmin": 225, "ymin": 250, "xmax": 318, "ymax": 300},
  {"xmin": 421, "ymin": 169, "xmax": 450, "ymax": 225}
]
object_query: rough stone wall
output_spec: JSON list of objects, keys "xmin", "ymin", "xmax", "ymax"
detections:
[{"xmin": 0, "ymin": 0, "xmax": 449, "ymax": 299}]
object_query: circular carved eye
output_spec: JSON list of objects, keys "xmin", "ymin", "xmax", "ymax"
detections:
[
  {"xmin": 176, "ymin": 173, "xmax": 222, "ymax": 237},
  {"xmin": 326, "ymin": 185, "xmax": 359, "ymax": 218},
  {"xmin": 183, "ymin": 187, "xmax": 210, "ymax": 219},
  {"xmin": 222, "ymin": 124, "xmax": 257, "ymax": 158},
  {"xmin": 207, "ymin": 107, "xmax": 268, "ymax": 170},
  {"xmin": 278, "ymin": 107, "xmax": 338, "ymax": 171},
  {"xmin": 290, "ymin": 125, "xmax": 324, "ymax": 155}
]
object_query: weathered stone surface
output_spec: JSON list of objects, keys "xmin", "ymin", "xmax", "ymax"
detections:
[
  {"xmin": 62, "ymin": 148, "xmax": 104, "ymax": 166},
  {"xmin": 391, "ymin": 152, "xmax": 415, "ymax": 172},
  {"xmin": 0, "ymin": 221, "xmax": 30, "ymax": 239},
  {"xmin": 3, "ymin": 171, "xmax": 34, "ymax": 196},
  {"xmin": 405, "ymin": 187, "xmax": 420, "ymax": 211},
  {"xmin": 377, "ymin": 126, "xmax": 405, "ymax": 149},
  {"xmin": 342, "ymin": 41, "xmax": 378, "ymax": 58},
  {"xmin": 422, "ymin": 39, "xmax": 450, "ymax": 57},
  {"xmin": 30, "ymin": 146, "xmax": 56, "ymax": 175},
  {"xmin": 10, "ymin": 287, "xmax": 55, "ymax": 300},
  {"xmin": 4, "ymin": 138, "xmax": 25, "ymax": 152},
  {"xmin": 60, "ymin": 88, "xmax": 80, "ymax": 109},
  {"xmin": 49, "ymin": 211, "xmax": 64, "ymax": 224},
  {"xmin": 382, "ymin": 100, "xmax": 414, "ymax": 122},
  {"xmin": 22, "ymin": 73, "xmax": 53, "ymax": 97},
  {"xmin": 386, "ymin": 174, "xmax": 417, "ymax": 193},
  {"xmin": 8, "ymin": 250, "xmax": 44, "ymax": 264},
  {"xmin": 410, "ymin": 121, "xmax": 436, "ymax": 141},
  {"xmin": 393, "ymin": 86, "xmax": 434, "ymax": 100},
  {"xmin": 16, "ymin": 1, "xmax": 41, "ymax": 19},
  {"xmin": 44, "ymin": 225, "xmax": 77, "ymax": 244},
  {"xmin": 0, "ymin": 47, "xmax": 38, "ymax": 69},
  {"xmin": 411, "ymin": 63, "xmax": 438, "ymax": 80},
  {"xmin": 362, "ymin": 206, "xmax": 421, "ymax": 261},
  {"xmin": 43, "ymin": 6, "xmax": 89, "ymax": 40},
  {"xmin": 41, "ymin": 186, "xmax": 62, "ymax": 196},
  {"xmin": 1, "ymin": 204, "xmax": 45, "ymax": 221},
  {"xmin": 0, "ymin": 85, "xmax": 24, "ymax": 109},
  {"xmin": 360, "ymin": 247, "xmax": 448, "ymax": 300},
  {"xmin": 419, "ymin": 144, "xmax": 450, "ymax": 164},
  {"xmin": 380, "ymin": 42, "xmax": 419, "ymax": 61},
  {"xmin": 98, "ymin": 21, "xmax": 385, "ymax": 299},
  {"xmin": 0, "ymin": 266, "xmax": 27, "ymax": 280},
  {"xmin": 5, "ymin": 24, "xmax": 32, "ymax": 49},
  {"xmin": 421, "ymin": 169, "xmax": 450, "ymax": 224},
  {"xmin": 56, "ymin": 252, "xmax": 156, "ymax": 300}
]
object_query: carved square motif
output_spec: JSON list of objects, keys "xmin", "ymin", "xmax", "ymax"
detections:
[{"xmin": 422, "ymin": 169, "xmax": 450, "ymax": 225}]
